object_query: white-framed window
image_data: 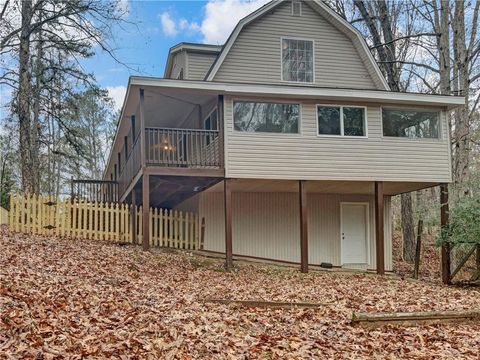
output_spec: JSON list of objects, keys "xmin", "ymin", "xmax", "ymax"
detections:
[
  {"xmin": 291, "ymin": 0, "xmax": 302, "ymax": 16},
  {"xmin": 281, "ymin": 38, "xmax": 314, "ymax": 83},
  {"xmin": 233, "ymin": 101, "xmax": 300, "ymax": 134},
  {"xmin": 317, "ymin": 105, "xmax": 367, "ymax": 137},
  {"xmin": 382, "ymin": 108, "xmax": 440, "ymax": 139}
]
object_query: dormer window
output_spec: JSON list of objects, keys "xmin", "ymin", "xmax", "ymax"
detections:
[
  {"xmin": 291, "ymin": 1, "xmax": 302, "ymax": 16},
  {"xmin": 281, "ymin": 38, "xmax": 314, "ymax": 83}
]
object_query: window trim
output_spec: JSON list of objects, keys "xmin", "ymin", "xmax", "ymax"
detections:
[
  {"xmin": 232, "ymin": 99, "xmax": 302, "ymax": 136},
  {"xmin": 380, "ymin": 106, "xmax": 442, "ymax": 141},
  {"xmin": 316, "ymin": 104, "xmax": 368, "ymax": 138},
  {"xmin": 280, "ymin": 37, "xmax": 315, "ymax": 84},
  {"xmin": 291, "ymin": 0, "xmax": 302, "ymax": 16}
]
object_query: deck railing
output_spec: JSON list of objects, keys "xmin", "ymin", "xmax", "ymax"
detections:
[
  {"xmin": 116, "ymin": 127, "xmax": 223, "ymax": 200},
  {"xmin": 145, "ymin": 127, "xmax": 221, "ymax": 168},
  {"xmin": 72, "ymin": 179, "xmax": 118, "ymax": 203},
  {"xmin": 118, "ymin": 133, "xmax": 142, "ymax": 197}
]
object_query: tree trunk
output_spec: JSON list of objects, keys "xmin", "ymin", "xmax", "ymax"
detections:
[
  {"xmin": 401, "ymin": 193, "xmax": 415, "ymax": 262},
  {"xmin": 452, "ymin": 0, "xmax": 470, "ymax": 188},
  {"xmin": 18, "ymin": 0, "xmax": 34, "ymax": 193},
  {"xmin": 31, "ymin": 17, "xmax": 43, "ymax": 194}
]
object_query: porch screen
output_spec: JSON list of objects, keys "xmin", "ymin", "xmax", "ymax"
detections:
[
  {"xmin": 233, "ymin": 101, "xmax": 299, "ymax": 133},
  {"xmin": 382, "ymin": 108, "xmax": 440, "ymax": 139}
]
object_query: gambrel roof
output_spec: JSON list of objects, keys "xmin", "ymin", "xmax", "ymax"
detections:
[{"xmin": 205, "ymin": 0, "xmax": 390, "ymax": 91}]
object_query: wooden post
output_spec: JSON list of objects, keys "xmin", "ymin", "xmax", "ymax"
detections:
[
  {"xmin": 299, "ymin": 180, "xmax": 308, "ymax": 273},
  {"xmin": 139, "ymin": 89, "xmax": 146, "ymax": 169},
  {"xmin": 218, "ymin": 95, "xmax": 224, "ymax": 166},
  {"xmin": 131, "ymin": 115, "xmax": 136, "ymax": 142},
  {"xmin": 224, "ymin": 178, "xmax": 233, "ymax": 270},
  {"xmin": 118, "ymin": 152, "xmax": 121, "ymax": 174},
  {"xmin": 440, "ymin": 183, "xmax": 451, "ymax": 284},
  {"xmin": 130, "ymin": 189, "xmax": 137, "ymax": 245},
  {"xmin": 142, "ymin": 174, "xmax": 150, "ymax": 251},
  {"xmin": 200, "ymin": 217, "xmax": 206, "ymax": 250},
  {"xmin": 375, "ymin": 181, "xmax": 385, "ymax": 275}
]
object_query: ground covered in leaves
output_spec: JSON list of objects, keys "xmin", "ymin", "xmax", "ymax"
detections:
[
  {"xmin": 392, "ymin": 232, "xmax": 442, "ymax": 282},
  {"xmin": 1, "ymin": 227, "xmax": 480, "ymax": 359}
]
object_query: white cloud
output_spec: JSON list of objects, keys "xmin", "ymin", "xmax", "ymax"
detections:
[
  {"xmin": 160, "ymin": 11, "xmax": 201, "ymax": 38},
  {"xmin": 179, "ymin": 18, "xmax": 201, "ymax": 32},
  {"xmin": 160, "ymin": 12, "xmax": 178, "ymax": 37},
  {"xmin": 158, "ymin": 0, "xmax": 269, "ymax": 44},
  {"xmin": 106, "ymin": 86, "xmax": 127, "ymax": 112},
  {"xmin": 200, "ymin": 0, "xmax": 270, "ymax": 44}
]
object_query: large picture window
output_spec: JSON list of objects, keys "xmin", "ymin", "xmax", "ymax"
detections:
[
  {"xmin": 281, "ymin": 38, "xmax": 314, "ymax": 83},
  {"xmin": 317, "ymin": 105, "xmax": 366, "ymax": 137},
  {"xmin": 233, "ymin": 101, "xmax": 299, "ymax": 133},
  {"xmin": 382, "ymin": 108, "xmax": 440, "ymax": 139}
]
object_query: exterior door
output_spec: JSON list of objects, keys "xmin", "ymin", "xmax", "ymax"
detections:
[{"xmin": 341, "ymin": 203, "xmax": 369, "ymax": 264}]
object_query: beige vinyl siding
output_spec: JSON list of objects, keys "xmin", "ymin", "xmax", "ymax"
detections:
[
  {"xmin": 213, "ymin": 1, "xmax": 377, "ymax": 89},
  {"xmin": 198, "ymin": 191, "xmax": 393, "ymax": 271},
  {"xmin": 224, "ymin": 96, "xmax": 452, "ymax": 182},
  {"xmin": 186, "ymin": 52, "xmax": 217, "ymax": 80}
]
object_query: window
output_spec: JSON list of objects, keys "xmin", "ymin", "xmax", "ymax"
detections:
[
  {"xmin": 291, "ymin": 0, "xmax": 302, "ymax": 16},
  {"xmin": 234, "ymin": 101, "xmax": 299, "ymax": 133},
  {"xmin": 282, "ymin": 38, "xmax": 313, "ymax": 83},
  {"xmin": 382, "ymin": 108, "xmax": 440, "ymax": 139},
  {"xmin": 204, "ymin": 110, "xmax": 218, "ymax": 131},
  {"xmin": 317, "ymin": 105, "xmax": 366, "ymax": 137}
]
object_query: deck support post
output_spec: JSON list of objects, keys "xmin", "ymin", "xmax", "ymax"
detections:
[
  {"xmin": 224, "ymin": 178, "xmax": 233, "ymax": 270},
  {"xmin": 440, "ymin": 183, "xmax": 450, "ymax": 284},
  {"xmin": 375, "ymin": 181, "xmax": 385, "ymax": 275},
  {"xmin": 299, "ymin": 180, "xmax": 308, "ymax": 273},
  {"xmin": 130, "ymin": 189, "xmax": 137, "ymax": 245},
  {"xmin": 218, "ymin": 95, "xmax": 224, "ymax": 166},
  {"xmin": 142, "ymin": 174, "xmax": 150, "ymax": 251}
]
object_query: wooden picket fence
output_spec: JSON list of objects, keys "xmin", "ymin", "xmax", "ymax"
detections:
[{"xmin": 8, "ymin": 194, "xmax": 202, "ymax": 250}]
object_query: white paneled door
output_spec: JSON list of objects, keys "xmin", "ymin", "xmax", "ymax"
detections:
[{"xmin": 341, "ymin": 203, "xmax": 369, "ymax": 264}]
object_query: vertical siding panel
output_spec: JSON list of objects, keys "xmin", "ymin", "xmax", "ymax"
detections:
[{"xmin": 199, "ymin": 190, "xmax": 389, "ymax": 269}]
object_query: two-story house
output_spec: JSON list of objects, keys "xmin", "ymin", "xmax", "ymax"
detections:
[{"xmin": 103, "ymin": 0, "xmax": 463, "ymax": 274}]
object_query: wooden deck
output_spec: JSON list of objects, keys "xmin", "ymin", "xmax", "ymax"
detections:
[{"xmin": 117, "ymin": 127, "xmax": 224, "ymax": 201}]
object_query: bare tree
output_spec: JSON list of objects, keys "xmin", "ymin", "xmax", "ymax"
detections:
[
  {"xmin": 1, "ymin": 0, "xmax": 127, "ymax": 193},
  {"xmin": 352, "ymin": 0, "xmax": 422, "ymax": 261}
]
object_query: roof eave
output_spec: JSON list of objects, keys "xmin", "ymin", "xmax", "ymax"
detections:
[{"xmin": 129, "ymin": 77, "xmax": 465, "ymax": 109}]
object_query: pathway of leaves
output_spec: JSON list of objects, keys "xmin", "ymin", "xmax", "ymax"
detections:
[{"xmin": 1, "ymin": 227, "xmax": 479, "ymax": 359}]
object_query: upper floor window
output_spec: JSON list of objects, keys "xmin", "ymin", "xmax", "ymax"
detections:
[
  {"xmin": 234, "ymin": 101, "xmax": 299, "ymax": 133},
  {"xmin": 317, "ymin": 105, "xmax": 366, "ymax": 137},
  {"xmin": 281, "ymin": 38, "xmax": 314, "ymax": 83},
  {"xmin": 382, "ymin": 108, "xmax": 440, "ymax": 139}
]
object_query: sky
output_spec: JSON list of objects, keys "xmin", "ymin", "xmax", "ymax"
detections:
[{"xmin": 83, "ymin": 0, "xmax": 270, "ymax": 111}]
